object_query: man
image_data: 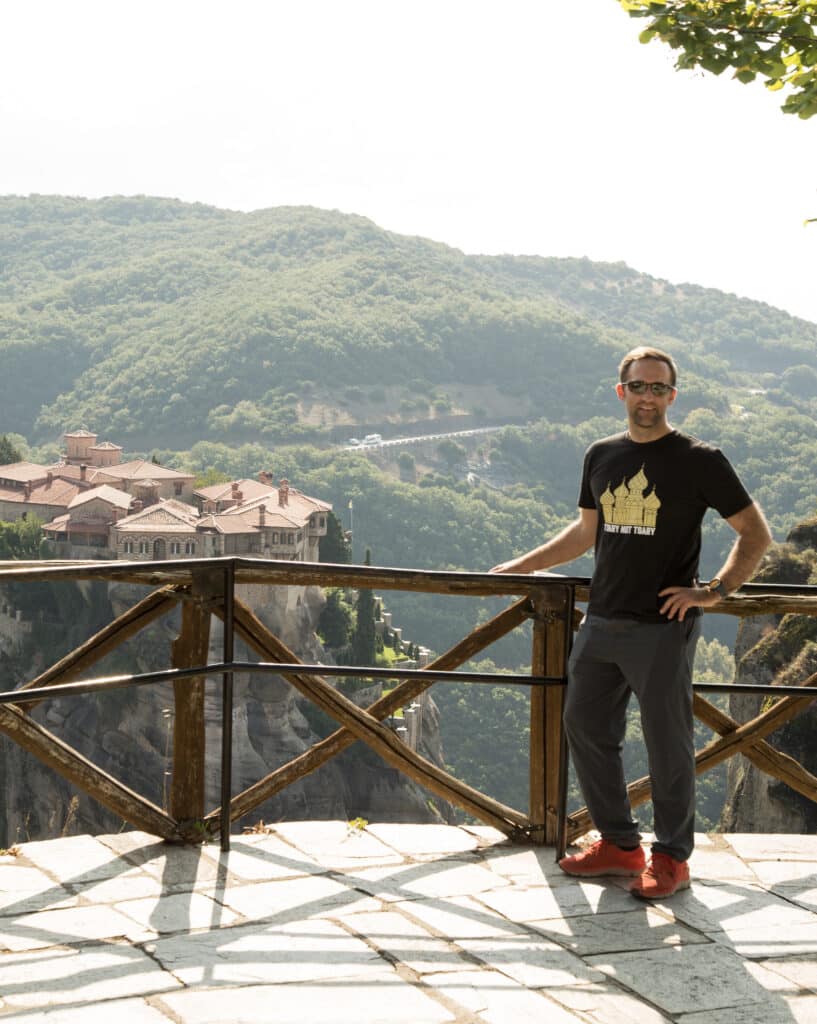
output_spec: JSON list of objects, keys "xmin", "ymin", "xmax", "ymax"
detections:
[{"xmin": 492, "ymin": 346, "xmax": 771, "ymax": 899}]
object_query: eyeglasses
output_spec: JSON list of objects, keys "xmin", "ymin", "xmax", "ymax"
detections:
[{"xmin": 621, "ymin": 380, "xmax": 676, "ymax": 397}]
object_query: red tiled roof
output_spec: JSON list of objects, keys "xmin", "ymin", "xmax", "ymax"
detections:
[
  {"xmin": 0, "ymin": 462, "xmax": 51, "ymax": 484},
  {"xmin": 204, "ymin": 509, "xmax": 301, "ymax": 534},
  {"xmin": 99, "ymin": 460, "xmax": 194, "ymax": 482},
  {"xmin": 113, "ymin": 499, "xmax": 199, "ymax": 533},
  {"xmin": 0, "ymin": 479, "xmax": 82, "ymax": 508},
  {"xmin": 68, "ymin": 485, "xmax": 132, "ymax": 510},
  {"xmin": 195, "ymin": 479, "xmax": 273, "ymax": 503}
]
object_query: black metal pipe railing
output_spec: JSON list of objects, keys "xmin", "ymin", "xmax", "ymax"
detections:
[
  {"xmin": 3, "ymin": 662, "xmax": 815, "ymax": 711},
  {"xmin": 0, "ymin": 664, "xmax": 566, "ymax": 707}
]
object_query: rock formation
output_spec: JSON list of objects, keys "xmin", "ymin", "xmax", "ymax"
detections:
[
  {"xmin": 0, "ymin": 578, "xmax": 454, "ymax": 846},
  {"xmin": 720, "ymin": 515, "xmax": 817, "ymax": 834}
]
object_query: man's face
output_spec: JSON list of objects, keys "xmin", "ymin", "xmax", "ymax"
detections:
[{"xmin": 615, "ymin": 357, "xmax": 676, "ymax": 433}]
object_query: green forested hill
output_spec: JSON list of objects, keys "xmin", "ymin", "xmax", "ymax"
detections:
[
  {"xmin": 3, "ymin": 195, "xmax": 817, "ymax": 831},
  {"xmin": 0, "ymin": 195, "xmax": 614, "ymax": 445},
  {"xmin": 4, "ymin": 193, "xmax": 817, "ymax": 571},
  {"xmin": 4, "ymin": 195, "xmax": 815, "ymax": 452}
]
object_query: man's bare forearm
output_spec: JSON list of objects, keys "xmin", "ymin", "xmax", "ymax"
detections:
[
  {"xmin": 491, "ymin": 510, "xmax": 597, "ymax": 574},
  {"xmin": 714, "ymin": 502, "xmax": 772, "ymax": 593}
]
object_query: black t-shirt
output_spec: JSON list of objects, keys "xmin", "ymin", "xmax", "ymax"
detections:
[{"xmin": 578, "ymin": 430, "xmax": 752, "ymax": 622}]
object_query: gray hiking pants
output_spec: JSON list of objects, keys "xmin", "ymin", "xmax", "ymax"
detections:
[{"xmin": 564, "ymin": 613, "xmax": 701, "ymax": 862}]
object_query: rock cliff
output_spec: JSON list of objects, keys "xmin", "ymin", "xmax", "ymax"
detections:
[
  {"xmin": 0, "ymin": 578, "xmax": 453, "ymax": 846},
  {"xmin": 720, "ymin": 516, "xmax": 817, "ymax": 834}
]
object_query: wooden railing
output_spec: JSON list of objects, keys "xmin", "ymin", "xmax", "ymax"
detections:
[{"xmin": 0, "ymin": 557, "xmax": 815, "ymax": 855}]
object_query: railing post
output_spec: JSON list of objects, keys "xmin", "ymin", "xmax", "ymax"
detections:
[
  {"xmin": 529, "ymin": 600, "xmax": 547, "ymax": 845},
  {"xmin": 220, "ymin": 560, "xmax": 235, "ymax": 852},
  {"xmin": 529, "ymin": 587, "xmax": 569, "ymax": 845},
  {"xmin": 170, "ymin": 568, "xmax": 218, "ymax": 829}
]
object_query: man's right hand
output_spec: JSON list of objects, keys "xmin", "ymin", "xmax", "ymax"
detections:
[{"xmin": 490, "ymin": 559, "xmax": 524, "ymax": 574}]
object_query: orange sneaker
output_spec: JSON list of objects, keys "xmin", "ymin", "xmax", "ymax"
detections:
[
  {"xmin": 630, "ymin": 852, "xmax": 690, "ymax": 899},
  {"xmin": 559, "ymin": 839, "xmax": 646, "ymax": 878}
]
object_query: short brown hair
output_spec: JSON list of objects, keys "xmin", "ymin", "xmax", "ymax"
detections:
[{"xmin": 618, "ymin": 346, "xmax": 677, "ymax": 387}]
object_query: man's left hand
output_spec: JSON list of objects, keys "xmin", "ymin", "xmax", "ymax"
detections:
[{"xmin": 658, "ymin": 585, "xmax": 721, "ymax": 621}]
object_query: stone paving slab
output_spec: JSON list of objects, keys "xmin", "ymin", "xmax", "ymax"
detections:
[
  {"xmin": 0, "ymin": 865, "xmax": 76, "ymax": 917},
  {"xmin": 67, "ymin": 869, "xmax": 165, "ymax": 905},
  {"xmin": 755, "ymin": 954, "xmax": 817, "ymax": 994},
  {"xmin": 687, "ymin": 845, "xmax": 760, "ymax": 882},
  {"xmin": 770, "ymin": 884, "xmax": 817, "ymax": 913},
  {"xmin": 272, "ymin": 820, "xmax": 404, "ymax": 866},
  {"xmin": 424, "ymin": 968, "xmax": 585, "ymax": 1023},
  {"xmin": 0, "ymin": 999, "xmax": 174, "ymax": 1024},
  {"xmin": 345, "ymin": 859, "xmax": 508, "ymax": 901},
  {"xmin": 20, "ymin": 835, "xmax": 131, "ymax": 884},
  {"xmin": 365, "ymin": 822, "xmax": 481, "ymax": 857},
  {"xmin": 146, "ymin": 917, "xmax": 384, "ymax": 985},
  {"xmin": 337, "ymin": 907, "xmax": 474, "ymax": 975},
  {"xmin": 708, "ymin": 918, "xmax": 817, "ymax": 958},
  {"xmin": 749, "ymin": 859, "xmax": 817, "ymax": 885},
  {"xmin": 216, "ymin": 871, "xmax": 381, "ymax": 924},
  {"xmin": 542, "ymin": 981, "xmax": 672, "ymax": 1023},
  {"xmin": 529, "ymin": 905, "xmax": 709, "ymax": 956},
  {"xmin": 199, "ymin": 835, "xmax": 323, "ymax": 879},
  {"xmin": 654, "ymin": 878, "xmax": 814, "ymax": 934},
  {"xmin": 456, "ymin": 933, "xmax": 607, "ymax": 989},
  {"xmin": 113, "ymin": 890, "xmax": 240, "ymax": 938},
  {"xmin": 725, "ymin": 833, "xmax": 817, "ymax": 860},
  {"xmin": 0, "ymin": 828, "xmax": 815, "ymax": 1024},
  {"xmin": 156, "ymin": 974, "xmax": 457, "ymax": 1024},
  {"xmin": 676, "ymin": 996, "xmax": 817, "ymax": 1024},
  {"xmin": 477, "ymin": 876, "xmax": 638, "ymax": 922},
  {"xmin": 0, "ymin": 943, "xmax": 182, "ymax": 1009},
  {"xmin": 113, "ymin": 841, "xmax": 226, "ymax": 890},
  {"xmin": 0, "ymin": 903, "xmax": 143, "ymax": 952},
  {"xmin": 587, "ymin": 944, "xmax": 800, "ymax": 1016},
  {"xmin": 396, "ymin": 894, "xmax": 531, "ymax": 940},
  {"xmin": 480, "ymin": 843, "xmax": 571, "ymax": 885}
]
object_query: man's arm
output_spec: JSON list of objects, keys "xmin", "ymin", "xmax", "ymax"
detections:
[
  {"xmin": 491, "ymin": 508, "xmax": 598, "ymax": 574},
  {"xmin": 659, "ymin": 502, "xmax": 772, "ymax": 621}
]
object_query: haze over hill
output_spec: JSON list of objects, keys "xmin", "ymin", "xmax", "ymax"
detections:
[{"xmin": 2, "ymin": 195, "xmax": 815, "ymax": 454}]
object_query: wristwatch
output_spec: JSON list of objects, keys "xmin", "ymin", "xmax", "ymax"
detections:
[{"xmin": 706, "ymin": 577, "xmax": 729, "ymax": 598}]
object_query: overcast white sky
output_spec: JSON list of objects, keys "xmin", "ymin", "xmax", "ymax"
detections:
[{"xmin": 3, "ymin": 0, "xmax": 816, "ymax": 322}]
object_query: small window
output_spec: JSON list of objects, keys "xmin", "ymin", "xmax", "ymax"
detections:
[
  {"xmin": 271, "ymin": 532, "xmax": 278, "ymax": 544},
  {"xmin": 169, "ymin": 541, "xmax": 181, "ymax": 555},
  {"xmin": 174, "ymin": 482, "xmax": 183, "ymax": 496},
  {"xmin": 123, "ymin": 540, "xmax": 134, "ymax": 554},
  {"xmin": 138, "ymin": 541, "xmax": 149, "ymax": 555},
  {"xmin": 185, "ymin": 540, "xmax": 196, "ymax": 555}
]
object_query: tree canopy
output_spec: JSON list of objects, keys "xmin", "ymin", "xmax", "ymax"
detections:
[
  {"xmin": 621, "ymin": 1, "xmax": 817, "ymax": 117},
  {"xmin": 0, "ymin": 435, "xmax": 22, "ymax": 465}
]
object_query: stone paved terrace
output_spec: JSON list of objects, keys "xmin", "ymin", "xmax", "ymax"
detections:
[{"xmin": 1, "ymin": 825, "xmax": 816, "ymax": 1023}]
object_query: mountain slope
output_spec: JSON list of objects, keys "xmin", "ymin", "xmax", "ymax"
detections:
[{"xmin": 4, "ymin": 195, "xmax": 814, "ymax": 450}]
